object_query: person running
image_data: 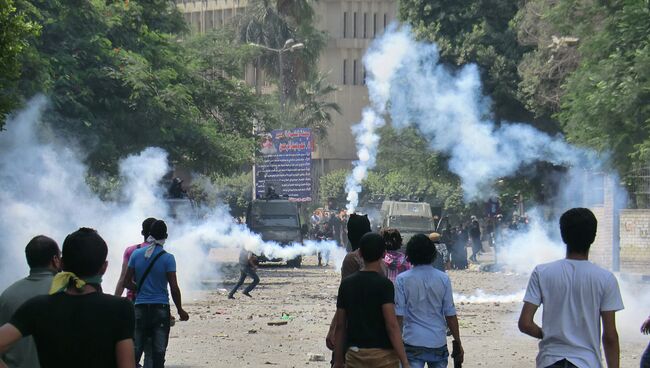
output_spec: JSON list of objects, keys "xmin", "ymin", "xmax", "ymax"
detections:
[
  {"xmin": 0, "ymin": 228, "xmax": 136, "ymax": 368},
  {"xmin": 518, "ymin": 208, "xmax": 624, "ymax": 368},
  {"xmin": 640, "ymin": 315, "xmax": 650, "ymax": 368},
  {"xmin": 124, "ymin": 220, "xmax": 189, "ymax": 368},
  {"xmin": 381, "ymin": 228, "xmax": 410, "ymax": 283},
  {"xmin": 333, "ymin": 232, "xmax": 409, "ymax": 368},
  {"xmin": 395, "ymin": 234, "xmax": 464, "ymax": 368},
  {"xmin": 228, "ymin": 247, "xmax": 260, "ymax": 299},
  {"xmin": 0, "ymin": 236, "xmax": 60, "ymax": 368}
]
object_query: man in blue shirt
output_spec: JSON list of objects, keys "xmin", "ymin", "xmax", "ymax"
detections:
[
  {"xmin": 124, "ymin": 220, "xmax": 189, "ymax": 368},
  {"xmin": 395, "ymin": 234, "xmax": 464, "ymax": 368}
]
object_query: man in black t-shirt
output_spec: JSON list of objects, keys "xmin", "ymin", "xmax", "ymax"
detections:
[
  {"xmin": 333, "ymin": 232, "xmax": 409, "ymax": 368},
  {"xmin": 0, "ymin": 228, "xmax": 136, "ymax": 368}
]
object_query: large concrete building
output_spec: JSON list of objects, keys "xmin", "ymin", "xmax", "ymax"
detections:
[{"xmin": 175, "ymin": 0, "xmax": 398, "ymax": 188}]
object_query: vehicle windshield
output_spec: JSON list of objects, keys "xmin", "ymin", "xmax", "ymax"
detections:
[
  {"xmin": 251, "ymin": 215, "xmax": 299, "ymax": 228},
  {"xmin": 388, "ymin": 216, "xmax": 435, "ymax": 231}
]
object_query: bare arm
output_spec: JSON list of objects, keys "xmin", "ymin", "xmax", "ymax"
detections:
[
  {"xmin": 601, "ymin": 311, "xmax": 619, "ymax": 368},
  {"xmin": 326, "ymin": 310, "xmax": 338, "ymax": 350},
  {"xmin": 518, "ymin": 302, "xmax": 543, "ymax": 339},
  {"xmin": 446, "ymin": 315, "xmax": 464, "ymax": 364},
  {"xmin": 115, "ymin": 338, "xmax": 136, "ymax": 368},
  {"xmin": 167, "ymin": 272, "xmax": 189, "ymax": 321},
  {"xmin": 114, "ymin": 261, "xmax": 129, "ymax": 297},
  {"xmin": 0, "ymin": 324, "xmax": 23, "ymax": 368},
  {"xmin": 123, "ymin": 267, "xmax": 136, "ymax": 291},
  {"xmin": 333, "ymin": 308, "xmax": 347, "ymax": 368},
  {"xmin": 397, "ymin": 315, "xmax": 403, "ymax": 331},
  {"xmin": 382, "ymin": 304, "xmax": 409, "ymax": 368}
]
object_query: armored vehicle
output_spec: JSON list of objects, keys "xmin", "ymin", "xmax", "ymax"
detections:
[
  {"xmin": 380, "ymin": 200, "xmax": 436, "ymax": 244},
  {"xmin": 246, "ymin": 199, "xmax": 303, "ymax": 267}
]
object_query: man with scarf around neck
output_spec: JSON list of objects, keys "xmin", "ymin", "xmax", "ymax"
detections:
[
  {"xmin": 115, "ymin": 217, "xmax": 158, "ymax": 368},
  {"xmin": 124, "ymin": 220, "xmax": 189, "ymax": 368},
  {"xmin": 0, "ymin": 235, "xmax": 60, "ymax": 368},
  {"xmin": 0, "ymin": 228, "xmax": 136, "ymax": 368}
]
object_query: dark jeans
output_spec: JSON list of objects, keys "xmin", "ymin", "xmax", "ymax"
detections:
[
  {"xmin": 545, "ymin": 359, "xmax": 578, "ymax": 368},
  {"xmin": 229, "ymin": 265, "xmax": 260, "ymax": 295},
  {"xmin": 642, "ymin": 342, "xmax": 650, "ymax": 368},
  {"xmin": 134, "ymin": 304, "xmax": 171, "ymax": 368}
]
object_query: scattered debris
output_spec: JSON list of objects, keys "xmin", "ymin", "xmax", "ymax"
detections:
[
  {"xmin": 308, "ymin": 353, "xmax": 325, "ymax": 362},
  {"xmin": 267, "ymin": 321, "xmax": 288, "ymax": 326}
]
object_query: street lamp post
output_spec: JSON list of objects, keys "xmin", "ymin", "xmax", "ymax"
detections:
[{"xmin": 249, "ymin": 39, "xmax": 305, "ymax": 111}]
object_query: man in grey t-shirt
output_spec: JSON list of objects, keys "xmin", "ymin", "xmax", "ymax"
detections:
[
  {"xmin": 0, "ymin": 236, "xmax": 60, "ymax": 368},
  {"xmin": 518, "ymin": 208, "xmax": 624, "ymax": 368}
]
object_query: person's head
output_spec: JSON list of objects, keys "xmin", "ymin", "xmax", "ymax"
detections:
[
  {"xmin": 560, "ymin": 208, "xmax": 597, "ymax": 254},
  {"xmin": 141, "ymin": 217, "xmax": 157, "ymax": 240},
  {"xmin": 347, "ymin": 213, "xmax": 371, "ymax": 250},
  {"xmin": 149, "ymin": 220, "xmax": 168, "ymax": 241},
  {"xmin": 359, "ymin": 232, "xmax": 385, "ymax": 263},
  {"xmin": 380, "ymin": 228, "xmax": 402, "ymax": 251},
  {"xmin": 25, "ymin": 235, "xmax": 61, "ymax": 271},
  {"xmin": 61, "ymin": 228, "xmax": 108, "ymax": 278},
  {"xmin": 406, "ymin": 234, "xmax": 436, "ymax": 266}
]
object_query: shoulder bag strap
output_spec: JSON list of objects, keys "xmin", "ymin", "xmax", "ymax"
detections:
[{"xmin": 136, "ymin": 249, "xmax": 167, "ymax": 292}]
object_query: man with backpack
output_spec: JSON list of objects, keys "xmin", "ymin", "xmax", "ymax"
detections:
[{"xmin": 124, "ymin": 220, "xmax": 189, "ymax": 368}]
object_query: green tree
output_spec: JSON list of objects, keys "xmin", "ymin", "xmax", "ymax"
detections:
[
  {"xmin": 398, "ymin": 0, "xmax": 530, "ymax": 122},
  {"xmin": 288, "ymin": 73, "xmax": 341, "ymax": 138},
  {"xmin": 0, "ymin": 0, "xmax": 40, "ymax": 126}
]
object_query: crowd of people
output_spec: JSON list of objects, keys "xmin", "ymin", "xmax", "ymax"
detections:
[{"xmin": 0, "ymin": 208, "xmax": 647, "ymax": 368}]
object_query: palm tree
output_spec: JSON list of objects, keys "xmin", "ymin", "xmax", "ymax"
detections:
[{"xmin": 291, "ymin": 73, "xmax": 342, "ymax": 139}]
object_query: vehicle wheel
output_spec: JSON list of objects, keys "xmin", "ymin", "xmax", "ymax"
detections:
[{"xmin": 287, "ymin": 256, "xmax": 302, "ymax": 268}]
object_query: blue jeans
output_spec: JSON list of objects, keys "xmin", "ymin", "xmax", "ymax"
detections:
[
  {"xmin": 134, "ymin": 304, "xmax": 171, "ymax": 368},
  {"xmin": 405, "ymin": 344, "xmax": 449, "ymax": 368},
  {"xmin": 229, "ymin": 265, "xmax": 260, "ymax": 295},
  {"xmin": 642, "ymin": 342, "xmax": 650, "ymax": 368}
]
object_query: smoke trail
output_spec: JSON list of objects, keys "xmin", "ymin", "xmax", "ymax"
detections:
[
  {"xmin": 454, "ymin": 289, "xmax": 525, "ymax": 304},
  {"xmin": 345, "ymin": 26, "xmax": 596, "ymax": 209},
  {"xmin": 0, "ymin": 98, "xmax": 344, "ymax": 291}
]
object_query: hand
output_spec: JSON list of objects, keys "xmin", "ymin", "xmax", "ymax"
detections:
[
  {"xmin": 452, "ymin": 340, "xmax": 464, "ymax": 364},
  {"xmin": 178, "ymin": 309, "xmax": 189, "ymax": 321},
  {"xmin": 642, "ymin": 317, "xmax": 650, "ymax": 334},
  {"xmin": 325, "ymin": 328, "xmax": 336, "ymax": 350}
]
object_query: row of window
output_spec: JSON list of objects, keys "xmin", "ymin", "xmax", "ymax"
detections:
[
  {"xmin": 342, "ymin": 59, "xmax": 366, "ymax": 86},
  {"xmin": 342, "ymin": 12, "xmax": 389, "ymax": 39}
]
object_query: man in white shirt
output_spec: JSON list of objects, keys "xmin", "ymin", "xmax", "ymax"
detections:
[{"xmin": 518, "ymin": 208, "xmax": 624, "ymax": 368}]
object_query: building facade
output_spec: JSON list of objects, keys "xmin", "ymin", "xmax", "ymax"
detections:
[{"xmin": 176, "ymin": 0, "xmax": 398, "ymax": 198}]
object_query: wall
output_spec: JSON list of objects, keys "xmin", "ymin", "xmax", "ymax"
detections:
[{"xmin": 620, "ymin": 209, "xmax": 650, "ymax": 274}]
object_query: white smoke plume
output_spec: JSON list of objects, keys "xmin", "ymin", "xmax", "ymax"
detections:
[
  {"xmin": 454, "ymin": 289, "xmax": 525, "ymax": 304},
  {"xmin": 345, "ymin": 25, "xmax": 596, "ymax": 210},
  {"xmin": 0, "ymin": 97, "xmax": 344, "ymax": 292}
]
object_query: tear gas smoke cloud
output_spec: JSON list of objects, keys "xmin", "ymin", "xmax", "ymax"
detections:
[
  {"xmin": 0, "ymin": 97, "xmax": 344, "ymax": 291},
  {"xmin": 345, "ymin": 26, "xmax": 596, "ymax": 211},
  {"xmin": 454, "ymin": 289, "xmax": 525, "ymax": 304}
]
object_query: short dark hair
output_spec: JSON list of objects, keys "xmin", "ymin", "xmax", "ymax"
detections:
[
  {"xmin": 359, "ymin": 232, "xmax": 385, "ymax": 262},
  {"xmin": 380, "ymin": 228, "xmax": 402, "ymax": 251},
  {"xmin": 149, "ymin": 220, "xmax": 168, "ymax": 240},
  {"xmin": 347, "ymin": 214, "xmax": 371, "ymax": 251},
  {"xmin": 560, "ymin": 208, "xmax": 597, "ymax": 254},
  {"xmin": 61, "ymin": 228, "xmax": 108, "ymax": 278},
  {"xmin": 141, "ymin": 217, "xmax": 157, "ymax": 238},
  {"xmin": 406, "ymin": 234, "xmax": 436, "ymax": 265},
  {"xmin": 25, "ymin": 235, "xmax": 60, "ymax": 269}
]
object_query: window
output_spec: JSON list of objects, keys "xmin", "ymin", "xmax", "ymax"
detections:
[
  {"xmin": 384, "ymin": 13, "xmax": 387, "ymax": 29},
  {"xmin": 353, "ymin": 12, "xmax": 357, "ymax": 38},
  {"xmin": 363, "ymin": 69, "xmax": 367, "ymax": 85},
  {"xmin": 343, "ymin": 12, "xmax": 347, "ymax": 38},
  {"xmin": 373, "ymin": 13, "xmax": 377, "ymax": 38},
  {"xmin": 363, "ymin": 13, "xmax": 367, "ymax": 38},
  {"xmin": 353, "ymin": 60, "xmax": 358, "ymax": 85},
  {"xmin": 343, "ymin": 59, "xmax": 347, "ymax": 85}
]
